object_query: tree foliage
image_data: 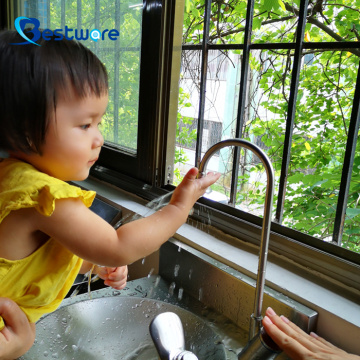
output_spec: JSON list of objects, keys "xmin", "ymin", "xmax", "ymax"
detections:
[
  {"xmin": 49, "ymin": 0, "xmax": 142, "ymax": 150},
  {"xmin": 178, "ymin": 0, "xmax": 360, "ymax": 252}
]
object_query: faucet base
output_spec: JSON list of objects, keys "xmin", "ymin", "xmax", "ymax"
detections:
[{"xmin": 238, "ymin": 327, "xmax": 281, "ymax": 360}]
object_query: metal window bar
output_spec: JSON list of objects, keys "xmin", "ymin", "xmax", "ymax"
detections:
[
  {"xmin": 229, "ymin": 0, "xmax": 256, "ymax": 205},
  {"xmin": 113, "ymin": 1, "xmax": 121, "ymax": 144},
  {"xmin": 77, "ymin": 0, "xmax": 81, "ymax": 31},
  {"xmin": 333, "ymin": 63, "xmax": 360, "ymax": 245},
  {"xmin": 94, "ymin": 0, "xmax": 99, "ymax": 52},
  {"xmin": 46, "ymin": 1, "xmax": 50, "ymax": 28},
  {"xmin": 61, "ymin": 0, "xmax": 65, "ymax": 29},
  {"xmin": 275, "ymin": 0, "xmax": 309, "ymax": 223},
  {"xmin": 194, "ymin": 0, "xmax": 211, "ymax": 168}
]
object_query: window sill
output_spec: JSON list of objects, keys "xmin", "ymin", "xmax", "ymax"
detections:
[{"xmin": 75, "ymin": 176, "xmax": 360, "ymax": 355}]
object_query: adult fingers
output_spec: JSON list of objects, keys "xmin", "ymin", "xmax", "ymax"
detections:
[
  {"xmin": 0, "ymin": 298, "xmax": 36, "ymax": 357},
  {"xmin": 310, "ymin": 333, "xmax": 348, "ymax": 354},
  {"xmin": 262, "ymin": 315, "xmax": 313, "ymax": 360},
  {"xmin": 0, "ymin": 298, "xmax": 29, "ymax": 334},
  {"xmin": 264, "ymin": 308, "xmax": 327, "ymax": 355}
]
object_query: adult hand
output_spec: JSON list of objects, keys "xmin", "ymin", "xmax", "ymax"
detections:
[
  {"xmin": 262, "ymin": 307, "xmax": 360, "ymax": 360},
  {"xmin": 0, "ymin": 298, "xmax": 35, "ymax": 360}
]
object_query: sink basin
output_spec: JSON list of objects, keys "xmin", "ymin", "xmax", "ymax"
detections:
[{"xmin": 20, "ymin": 296, "xmax": 227, "ymax": 360}]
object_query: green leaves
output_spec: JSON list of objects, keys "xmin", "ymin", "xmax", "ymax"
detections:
[
  {"xmin": 178, "ymin": 0, "xmax": 360, "ymax": 251},
  {"xmin": 261, "ymin": 0, "xmax": 285, "ymax": 12}
]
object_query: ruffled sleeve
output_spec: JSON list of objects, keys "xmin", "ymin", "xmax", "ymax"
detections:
[
  {"xmin": 0, "ymin": 158, "xmax": 96, "ymax": 222},
  {"xmin": 35, "ymin": 182, "xmax": 95, "ymax": 216}
]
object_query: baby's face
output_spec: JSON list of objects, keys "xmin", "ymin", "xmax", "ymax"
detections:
[{"xmin": 23, "ymin": 92, "xmax": 108, "ymax": 181}]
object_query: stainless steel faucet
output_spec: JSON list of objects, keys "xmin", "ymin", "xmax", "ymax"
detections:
[
  {"xmin": 198, "ymin": 139, "xmax": 280, "ymax": 359},
  {"xmin": 150, "ymin": 312, "xmax": 199, "ymax": 360}
]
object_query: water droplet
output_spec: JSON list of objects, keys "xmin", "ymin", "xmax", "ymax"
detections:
[
  {"xmin": 169, "ymin": 282, "xmax": 176, "ymax": 296},
  {"xmin": 174, "ymin": 264, "xmax": 180, "ymax": 277},
  {"xmin": 154, "ymin": 276, "xmax": 161, "ymax": 287},
  {"xmin": 198, "ymin": 288, "xmax": 203, "ymax": 301},
  {"xmin": 178, "ymin": 287, "xmax": 184, "ymax": 300},
  {"xmin": 147, "ymin": 268, "xmax": 154, "ymax": 278}
]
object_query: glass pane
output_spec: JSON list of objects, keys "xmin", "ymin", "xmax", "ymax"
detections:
[
  {"xmin": 22, "ymin": 0, "xmax": 142, "ymax": 151},
  {"xmin": 173, "ymin": 49, "xmax": 242, "ymax": 204},
  {"xmin": 234, "ymin": 50, "xmax": 293, "ymax": 216},
  {"xmin": 283, "ymin": 51, "xmax": 360, "ymax": 246}
]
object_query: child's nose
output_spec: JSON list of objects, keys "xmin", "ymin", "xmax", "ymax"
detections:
[{"xmin": 93, "ymin": 130, "xmax": 104, "ymax": 148}]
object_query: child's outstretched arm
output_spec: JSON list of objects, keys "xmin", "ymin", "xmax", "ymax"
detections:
[
  {"xmin": 113, "ymin": 168, "xmax": 220, "ymax": 263},
  {"xmin": 32, "ymin": 168, "xmax": 220, "ymax": 268},
  {"xmin": 0, "ymin": 298, "xmax": 36, "ymax": 360}
]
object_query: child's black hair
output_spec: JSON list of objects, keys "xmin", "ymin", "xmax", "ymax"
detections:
[{"xmin": 0, "ymin": 29, "xmax": 108, "ymax": 154}]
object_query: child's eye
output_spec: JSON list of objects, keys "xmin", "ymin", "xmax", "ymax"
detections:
[{"xmin": 80, "ymin": 124, "xmax": 91, "ymax": 130}]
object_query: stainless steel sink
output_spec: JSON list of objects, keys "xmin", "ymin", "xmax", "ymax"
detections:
[{"xmin": 20, "ymin": 296, "xmax": 227, "ymax": 360}]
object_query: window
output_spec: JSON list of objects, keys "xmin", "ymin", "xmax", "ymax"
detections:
[
  {"xmin": 10, "ymin": 0, "xmax": 164, "ymax": 182},
  {"xmin": 4, "ymin": 0, "xmax": 360, "ymax": 278},
  {"xmin": 169, "ymin": 0, "xmax": 360, "ymax": 257}
]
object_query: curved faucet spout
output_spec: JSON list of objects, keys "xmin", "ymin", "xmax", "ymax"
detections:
[{"xmin": 198, "ymin": 139, "xmax": 275, "ymax": 340}]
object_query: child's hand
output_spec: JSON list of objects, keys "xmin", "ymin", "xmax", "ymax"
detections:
[
  {"xmin": 170, "ymin": 167, "xmax": 221, "ymax": 212},
  {"xmin": 96, "ymin": 265, "xmax": 128, "ymax": 290},
  {"xmin": 0, "ymin": 298, "xmax": 36, "ymax": 359}
]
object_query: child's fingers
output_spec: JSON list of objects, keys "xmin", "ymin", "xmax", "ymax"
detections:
[
  {"xmin": 95, "ymin": 266, "xmax": 108, "ymax": 280},
  {"xmin": 197, "ymin": 171, "xmax": 221, "ymax": 190},
  {"xmin": 104, "ymin": 267, "xmax": 128, "ymax": 290},
  {"xmin": 107, "ymin": 266, "xmax": 128, "ymax": 280},
  {"xmin": 106, "ymin": 267, "xmax": 117, "ymax": 275},
  {"xmin": 104, "ymin": 278, "xmax": 127, "ymax": 290},
  {"xmin": 183, "ymin": 167, "xmax": 199, "ymax": 181}
]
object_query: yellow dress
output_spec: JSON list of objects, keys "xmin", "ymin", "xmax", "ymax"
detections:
[{"xmin": 0, "ymin": 158, "xmax": 96, "ymax": 329}]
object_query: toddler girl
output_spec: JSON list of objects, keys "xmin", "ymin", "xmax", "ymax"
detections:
[{"xmin": 0, "ymin": 29, "xmax": 220, "ymax": 358}]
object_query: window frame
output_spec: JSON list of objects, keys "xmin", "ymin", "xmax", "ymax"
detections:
[{"xmin": 95, "ymin": 0, "xmax": 168, "ymax": 184}]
